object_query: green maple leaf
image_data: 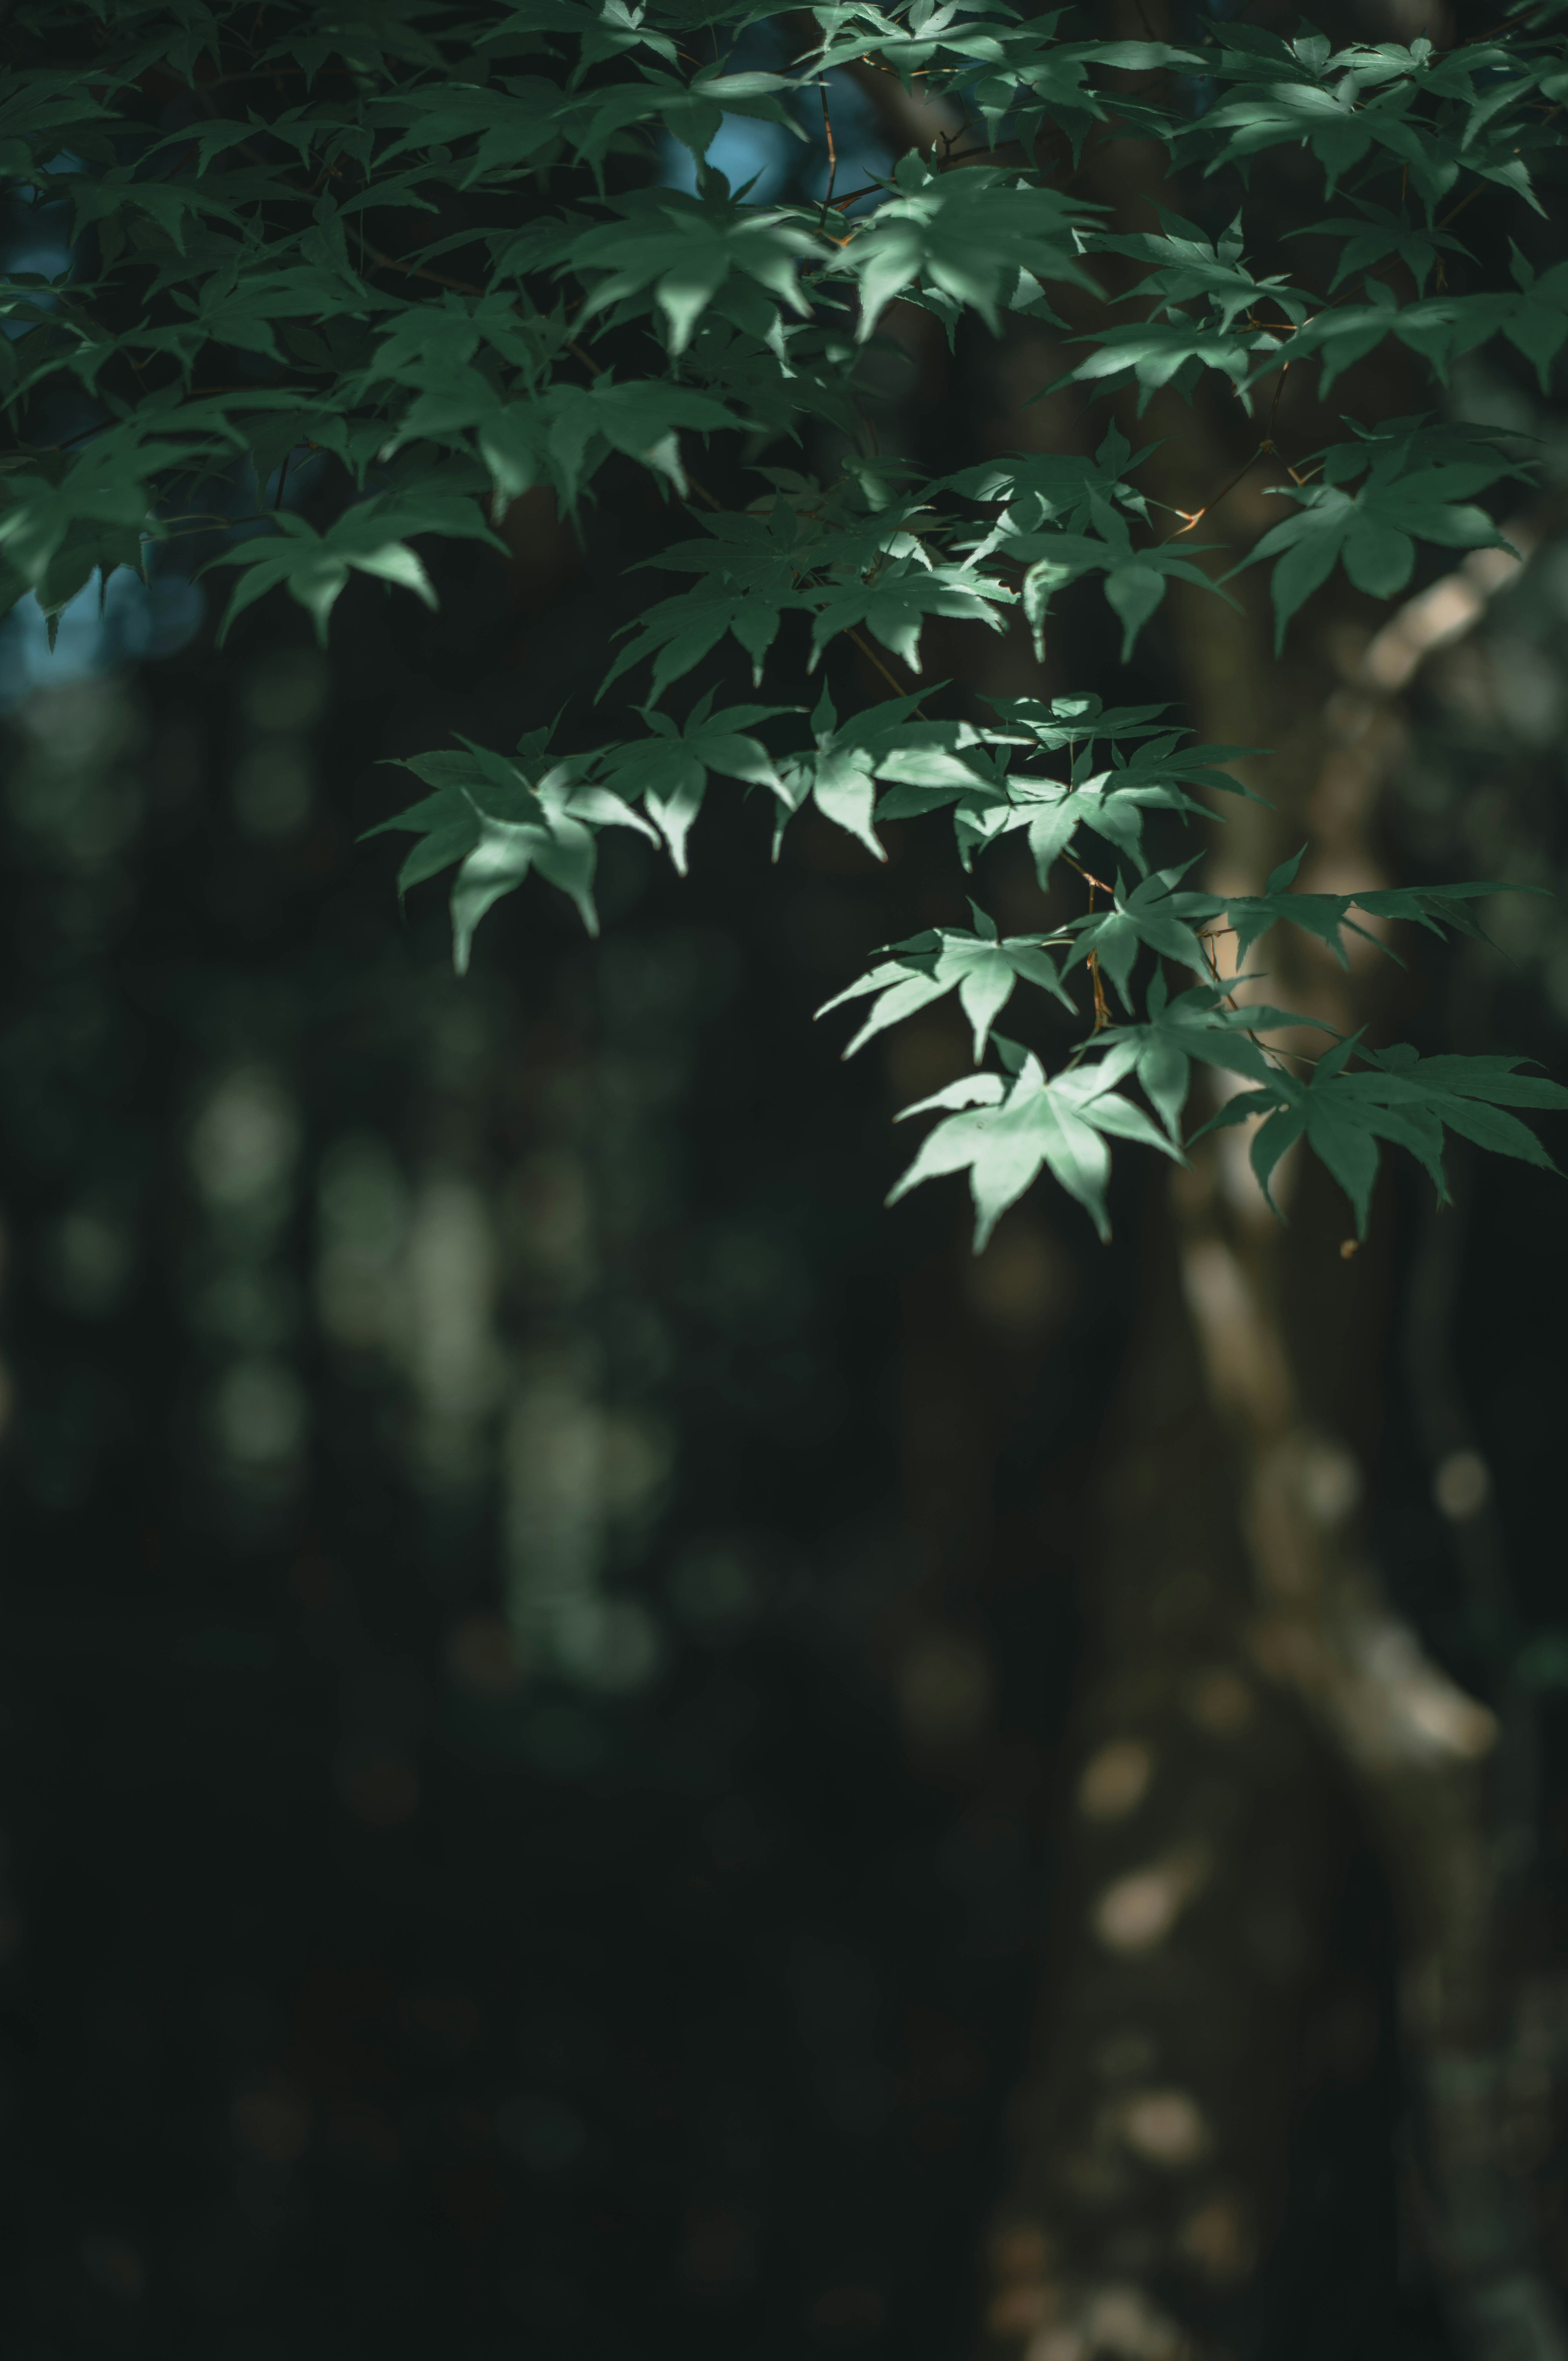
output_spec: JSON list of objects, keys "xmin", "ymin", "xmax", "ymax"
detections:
[
  {"xmin": 860, "ymin": 699, "xmax": 1258, "ymax": 883},
  {"xmin": 568, "ymin": 65, "xmax": 804, "ymax": 173},
  {"xmin": 1091, "ymin": 210, "xmax": 1311, "ymax": 333},
  {"xmin": 369, "ymin": 731, "xmax": 659, "ymax": 964},
  {"xmin": 0, "ymin": 403, "xmax": 274, "ymax": 601},
  {"xmin": 1066, "ymin": 864, "xmax": 1214, "ymax": 1006},
  {"xmin": 206, "ymin": 490, "xmax": 504, "ymax": 644},
  {"xmin": 1185, "ymin": 844, "xmax": 1535, "ymax": 965},
  {"xmin": 773, "ymin": 680, "xmax": 898, "ymax": 860},
  {"xmin": 564, "ymin": 185, "xmax": 820, "ymax": 357},
  {"xmin": 829, "ymin": 155, "xmax": 1098, "ymax": 340},
  {"xmin": 780, "ymin": 689, "xmax": 1007, "ymax": 857},
  {"xmin": 1064, "ymin": 316, "xmax": 1277, "ymax": 410},
  {"xmin": 0, "ymin": 70, "xmax": 118, "ymax": 150},
  {"xmin": 1175, "ymin": 32, "xmax": 1474, "ymax": 200},
  {"xmin": 601, "ymin": 580, "xmax": 790, "ymax": 704},
  {"xmin": 1349, "ymin": 1045, "xmax": 1568, "ymax": 1183},
  {"xmin": 476, "ymin": 0, "xmax": 681, "ymax": 78},
  {"xmin": 1292, "ymin": 199, "xmax": 1475, "ymax": 296},
  {"xmin": 984, "ymin": 767, "xmax": 1205, "ymax": 889},
  {"xmin": 957, "ymin": 30, "xmax": 1202, "ymax": 160},
  {"xmin": 1500, "ymin": 241, "xmax": 1568, "ymax": 390},
  {"xmin": 887, "ymin": 1042, "xmax": 1180, "ymax": 1247},
  {"xmin": 818, "ymin": 905, "xmax": 1075, "ymax": 1060},
  {"xmin": 368, "ymin": 78, "xmax": 578, "ymax": 184},
  {"xmin": 1096, "ymin": 971, "xmax": 1330, "ymax": 1140},
  {"xmin": 1275, "ymin": 281, "xmax": 1515, "ymax": 396},
  {"xmin": 385, "ymin": 372, "xmax": 744, "ymax": 514},
  {"xmin": 1018, "ymin": 497, "xmax": 1234, "ymax": 661},
  {"xmin": 1233, "ymin": 418, "xmax": 1531, "ymax": 649},
  {"xmin": 531, "ymin": 375, "xmax": 745, "ymax": 507},
  {"xmin": 980, "ymin": 690, "xmax": 1174, "ymax": 755},
  {"xmin": 803, "ymin": 553, "xmax": 1014, "ymax": 670},
  {"xmin": 129, "ymin": 259, "xmax": 377, "ymax": 370},
  {"xmin": 595, "ymin": 689, "xmax": 788, "ymax": 871},
  {"xmin": 1198, "ymin": 1037, "xmax": 1568, "ymax": 1237},
  {"xmin": 599, "ymin": 499, "xmax": 822, "ymax": 699},
  {"xmin": 946, "ymin": 424, "xmax": 1154, "ymax": 544},
  {"xmin": 65, "ymin": 165, "xmax": 241, "ymax": 250}
]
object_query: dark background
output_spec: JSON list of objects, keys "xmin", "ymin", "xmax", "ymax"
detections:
[{"xmin": 4, "ymin": 51, "xmax": 1568, "ymax": 2361}]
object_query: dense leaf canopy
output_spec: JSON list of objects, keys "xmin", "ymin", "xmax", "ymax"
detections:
[{"xmin": 3, "ymin": 0, "xmax": 1566, "ymax": 1238}]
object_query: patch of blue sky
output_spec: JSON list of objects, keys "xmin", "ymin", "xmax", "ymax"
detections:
[
  {"xmin": 3, "ymin": 239, "xmax": 71, "ymax": 282},
  {"xmin": 2, "ymin": 149, "xmax": 336, "ymax": 694},
  {"xmin": 793, "ymin": 70, "xmax": 892, "ymax": 214},
  {"xmin": 658, "ymin": 111, "xmax": 801, "ymax": 203},
  {"xmin": 657, "ymin": 66, "xmax": 892, "ymax": 214},
  {"xmin": 0, "ymin": 570, "xmax": 205, "ymax": 710},
  {"xmin": 655, "ymin": 11, "xmax": 893, "ymax": 212},
  {"xmin": 2, "ymin": 225, "xmax": 75, "ymax": 334}
]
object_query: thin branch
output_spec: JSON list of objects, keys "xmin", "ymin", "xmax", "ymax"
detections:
[
  {"xmin": 1196, "ymin": 928, "xmax": 1297, "ymax": 1074},
  {"xmin": 1437, "ymin": 178, "xmax": 1494, "ymax": 229},
  {"xmin": 847, "ymin": 626, "xmax": 927, "ymax": 710},
  {"xmin": 364, "ymin": 242, "xmax": 610, "ymax": 386},
  {"xmin": 364, "ymin": 242, "xmax": 484, "ymax": 298},
  {"xmin": 1089, "ymin": 949, "xmax": 1111, "ymax": 1029},
  {"xmin": 823, "ymin": 180, "xmax": 886, "ymax": 212},
  {"xmin": 817, "ymin": 79, "xmax": 838, "ymax": 231},
  {"xmin": 1165, "ymin": 444, "xmax": 1267, "ymax": 539},
  {"xmin": 1062, "ymin": 848, "xmax": 1113, "ymax": 898}
]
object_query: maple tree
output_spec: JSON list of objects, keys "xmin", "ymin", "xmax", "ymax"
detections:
[{"xmin": 2, "ymin": 0, "xmax": 1566, "ymax": 1243}]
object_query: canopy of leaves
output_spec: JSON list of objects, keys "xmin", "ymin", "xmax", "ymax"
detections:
[{"xmin": 3, "ymin": 0, "xmax": 1562, "ymax": 1240}]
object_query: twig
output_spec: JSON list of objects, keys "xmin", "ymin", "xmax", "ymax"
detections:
[
  {"xmin": 1165, "ymin": 444, "xmax": 1265, "ymax": 539},
  {"xmin": 1062, "ymin": 847, "xmax": 1113, "ymax": 898},
  {"xmin": 823, "ymin": 180, "xmax": 887, "ymax": 211},
  {"xmin": 847, "ymin": 625, "xmax": 927, "ymax": 710},
  {"xmin": 364, "ymin": 242, "xmax": 483, "ymax": 298},
  {"xmin": 1437, "ymin": 178, "xmax": 1494, "ymax": 229},
  {"xmin": 1089, "ymin": 949, "xmax": 1110, "ymax": 1029},
  {"xmin": 364, "ymin": 241, "xmax": 610, "ymax": 386},
  {"xmin": 1432, "ymin": 112, "xmax": 1556, "ymax": 242},
  {"xmin": 1196, "ymin": 928, "xmax": 1295, "ymax": 1073}
]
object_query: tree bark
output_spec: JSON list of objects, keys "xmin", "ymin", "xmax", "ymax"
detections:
[{"xmin": 979, "ymin": 465, "xmax": 1568, "ymax": 2359}]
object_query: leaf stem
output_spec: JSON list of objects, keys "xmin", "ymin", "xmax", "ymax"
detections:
[
  {"xmin": 846, "ymin": 626, "xmax": 927, "ymax": 711},
  {"xmin": 817, "ymin": 79, "xmax": 838, "ymax": 231}
]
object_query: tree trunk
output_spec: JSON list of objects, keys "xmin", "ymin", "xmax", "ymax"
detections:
[{"xmin": 979, "ymin": 436, "xmax": 1568, "ymax": 2356}]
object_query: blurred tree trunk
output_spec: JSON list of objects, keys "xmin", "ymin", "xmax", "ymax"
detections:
[
  {"xmin": 971, "ymin": 35, "xmax": 1568, "ymax": 2357},
  {"xmin": 977, "ymin": 503, "xmax": 1568, "ymax": 2361}
]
